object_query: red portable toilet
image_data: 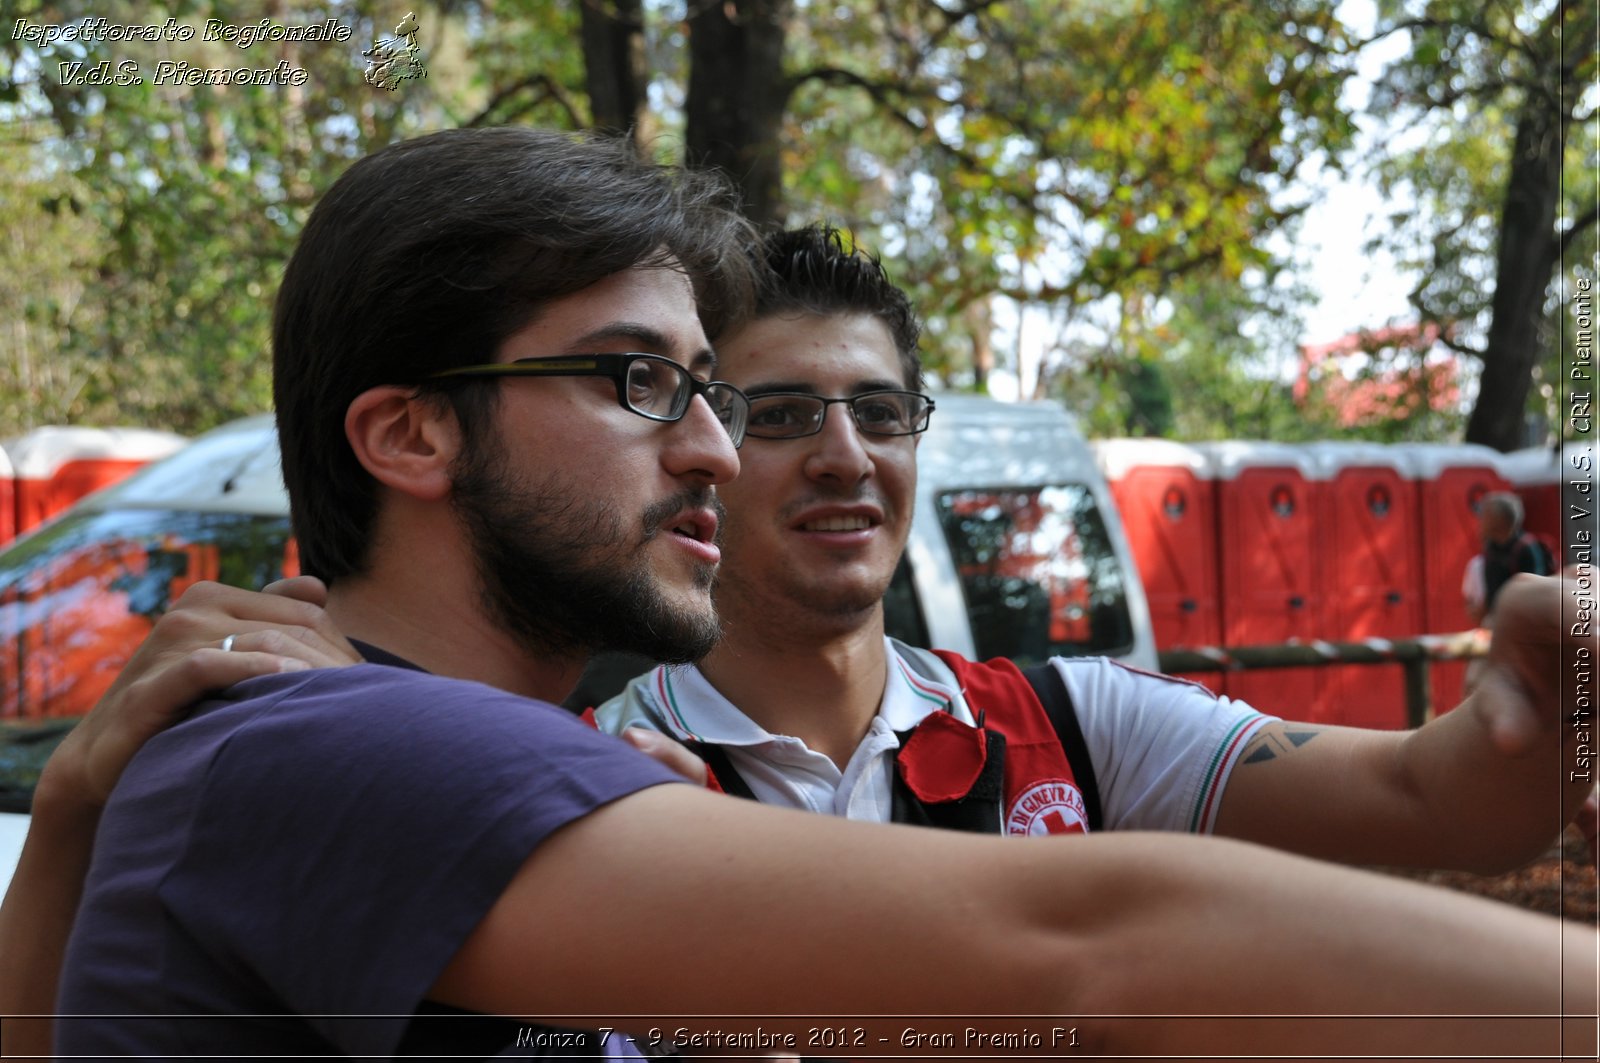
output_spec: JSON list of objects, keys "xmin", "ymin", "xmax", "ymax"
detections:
[
  {"xmin": 0, "ymin": 446, "xmax": 13, "ymax": 547},
  {"xmin": 1500, "ymin": 446, "xmax": 1565, "ymax": 565},
  {"xmin": 1093, "ymin": 439, "xmax": 1222, "ymax": 693},
  {"xmin": 1303, "ymin": 442, "xmax": 1421, "ymax": 730},
  {"xmin": 1196, "ymin": 441, "xmax": 1323, "ymax": 721},
  {"xmin": 1398, "ymin": 443, "xmax": 1510, "ymax": 715},
  {"xmin": 6, "ymin": 427, "xmax": 187, "ymax": 534}
]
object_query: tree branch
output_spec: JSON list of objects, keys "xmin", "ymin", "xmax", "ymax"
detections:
[
  {"xmin": 1433, "ymin": 331, "xmax": 1487, "ymax": 360},
  {"xmin": 1404, "ymin": 290, "xmax": 1487, "ymax": 360},
  {"xmin": 786, "ymin": 65, "xmax": 987, "ymax": 172},
  {"xmin": 1562, "ymin": 204, "xmax": 1600, "ymax": 256},
  {"xmin": 466, "ymin": 74, "xmax": 584, "ymax": 129}
]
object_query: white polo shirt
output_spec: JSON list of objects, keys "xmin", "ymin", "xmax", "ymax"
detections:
[{"xmin": 595, "ymin": 639, "xmax": 1274, "ymax": 833}]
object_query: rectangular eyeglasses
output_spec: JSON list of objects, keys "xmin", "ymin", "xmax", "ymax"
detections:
[
  {"xmin": 429, "ymin": 354, "xmax": 750, "ymax": 447},
  {"xmin": 744, "ymin": 390, "xmax": 935, "ymax": 440}
]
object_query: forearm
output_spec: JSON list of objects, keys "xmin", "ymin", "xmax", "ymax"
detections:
[
  {"xmin": 0, "ymin": 767, "xmax": 103, "ymax": 1057},
  {"xmin": 1217, "ymin": 707, "xmax": 1584, "ymax": 873},
  {"xmin": 1075, "ymin": 834, "xmax": 1585, "ymax": 1056},
  {"xmin": 1370, "ymin": 571, "xmax": 1589, "ymax": 871},
  {"xmin": 1393, "ymin": 688, "xmax": 1588, "ymax": 871},
  {"xmin": 437, "ymin": 788, "xmax": 1585, "ymax": 1057}
]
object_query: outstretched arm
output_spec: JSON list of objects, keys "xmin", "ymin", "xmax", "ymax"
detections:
[
  {"xmin": 0, "ymin": 578, "xmax": 358, "ymax": 1056},
  {"xmin": 434, "ymin": 783, "xmax": 1593, "ymax": 1057},
  {"xmin": 1214, "ymin": 570, "xmax": 1592, "ymax": 872}
]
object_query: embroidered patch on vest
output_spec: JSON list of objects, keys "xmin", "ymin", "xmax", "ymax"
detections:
[
  {"xmin": 898, "ymin": 710, "xmax": 988, "ymax": 803},
  {"xmin": 1006, "ymin": 779, "xmax": 1089, "ymax": 836}
]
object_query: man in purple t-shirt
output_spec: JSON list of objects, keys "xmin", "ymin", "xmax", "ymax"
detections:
[
  {"xmin": 53, "ymin": 127, "xmax": 744, "ymax": 1057},
  {"xmin": 3, "ymin": 129, "xmax": 1595, "ymax": 1060}
]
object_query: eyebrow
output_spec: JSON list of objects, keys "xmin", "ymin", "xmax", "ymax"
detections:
[
  {"xmin": 742, "ymin": 378, "xmax": 904, "ymax": 398},
  {"xmin": 562, "ymin": 322, "xmax": 717, "ymax": 375}
]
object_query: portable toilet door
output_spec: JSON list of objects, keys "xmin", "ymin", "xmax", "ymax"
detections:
[
  {"xmin": 6, "ymin": 426, "xmax": 187, "ymax": 534},
  {"xmin": 1303, "ymin": 442, "xmax": 1422, "ymax": 730},
  {"xmin": 1497, "ymin": 448, "xmax": 1561, "ymax": 563},
  {"xmin": 0, "ymin": 445, "xmax": 12, "ymax": 546},
  {"xmin": 1400, "ymin": 443, "xmax": 1510, "ymax": 716},
  {"xmin": 1197, "ymin": 441, "xmax": 1323, "ymax": 722},
  {"xmin": 1093, "ymin": 438, "xmax": 1223, "ymax": 694}
]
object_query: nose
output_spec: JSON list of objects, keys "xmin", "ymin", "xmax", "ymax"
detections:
[
  {"xmin": 803, "ymin": 402, "xmax": 873, "ymax": 486},
  {"xmin": 663, "ymin": 392, "xmax": 741, "ymax": 485}
]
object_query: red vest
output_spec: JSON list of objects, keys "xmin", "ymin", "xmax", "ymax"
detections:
[
  {"xmin": 636, "ymin": 651, "xmax": 1099, "ymax": 837},
  {"xmin": 927, "ymin": 652, "xmax": 1095, "ymax": 836}
]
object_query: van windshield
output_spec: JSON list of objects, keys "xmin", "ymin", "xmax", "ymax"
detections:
[{"xmin": 935, "ymin": 485, "xmax": 1135, "ymax": 663}]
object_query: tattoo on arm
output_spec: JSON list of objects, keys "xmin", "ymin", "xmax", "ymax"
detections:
[{"xmin": 1240, "ymin": 724, "xmax": 1322, "ymax": 765}]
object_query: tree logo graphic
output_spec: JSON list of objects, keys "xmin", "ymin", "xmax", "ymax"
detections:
[{"xmin": 363, "ymin": 12, "xmax": 426, "ymax": 91}]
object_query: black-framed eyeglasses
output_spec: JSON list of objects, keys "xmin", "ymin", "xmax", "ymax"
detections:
[
  {"xmin": 744, "ymin": 390, "xmax": 935, "ymax": 440},
  {"xmin": 428, "ymin": 353, "xmax": 750, "ymax": 447}
]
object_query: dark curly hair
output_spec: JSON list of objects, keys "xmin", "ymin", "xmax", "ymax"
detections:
[{"xmin": 744, "ymin": 224, "xmax": 924, "ymax": 390}]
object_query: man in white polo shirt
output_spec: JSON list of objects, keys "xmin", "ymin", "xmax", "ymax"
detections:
[{"xmin": 594, "ymin": 223, "xmax": 1587, "ymax": 879}]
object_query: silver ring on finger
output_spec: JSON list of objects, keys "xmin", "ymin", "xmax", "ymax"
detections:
[{"xmin": 220, "ymin": 634, "xmax": 237, "ymax": 653}]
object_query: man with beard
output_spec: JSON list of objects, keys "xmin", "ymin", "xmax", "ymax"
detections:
[
  {"xmin": 33, "ymin": 125, "xmax": 752, "ymax": 1057},
  {"xmin": 2, "ymin": 131, "xmax": 1595, "ymax": 1059}
]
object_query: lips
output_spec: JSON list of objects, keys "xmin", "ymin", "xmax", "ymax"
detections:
[
  {"xmin": 668, "ymin": 509, "xmax": 719, "ymax": 544},
  {"xmin": 654, "ymin": 503, "xmax": 722, "ymax": 568},
  {"xmin": 642, "ymin": 488, "xmax": 725, "ymax": 547}
]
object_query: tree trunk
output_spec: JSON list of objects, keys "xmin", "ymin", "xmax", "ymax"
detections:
[
  {"xmin": 684, "ymin": 0, "xmax": 793, "ymax": 226},
  {"xmin": 964, "ymin": 296, "xmax": 994, "ymax": 393},
  {"xmin": 1465, "ymin": 0, "xmax": 1597, "ymax": 451},
  {"xmin": 579, "ymin": 0, "xmax": 649, "ymax": 146},
  {"xmin": 1464, "ymin": 94, "xmax": 1563, "ymax": 450}
]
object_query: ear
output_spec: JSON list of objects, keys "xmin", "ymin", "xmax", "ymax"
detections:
[{"xmin": 344, "ymin": 386, "xmax": 462, "ymax": 502}]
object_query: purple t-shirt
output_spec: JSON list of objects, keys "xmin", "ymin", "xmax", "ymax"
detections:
[{"xmin": 56, "ymin": 655, "xmax": 681, "ymax": 1057}]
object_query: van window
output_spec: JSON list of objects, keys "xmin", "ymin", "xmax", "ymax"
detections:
[{"xmin": 935, "ymin": 485, "xmax": 1135, "ymax": 663}]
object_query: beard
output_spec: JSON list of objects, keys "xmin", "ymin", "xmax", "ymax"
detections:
[{"xmin": 450, "ymin": 441, "xmax": 724, "ymax": 665}]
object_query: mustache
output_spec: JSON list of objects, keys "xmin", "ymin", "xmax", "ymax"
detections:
[
  {"xmin": 776, "ymin": 486, "xmax": 884, "ymax": 523},
  {"xmin": 642, "ymin": 488, "xmax": 726, "ymax": 546}
]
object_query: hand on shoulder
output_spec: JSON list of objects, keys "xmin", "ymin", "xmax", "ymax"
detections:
[{"xmin": 37, "ymin": 576, "xmax": 361, "ymax": 811}]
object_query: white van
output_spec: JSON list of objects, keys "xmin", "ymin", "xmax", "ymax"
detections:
[
  {"xmin": 0, "ymin": 399, "xmax": 1153, "ymax": 887},
  {"xmin": 894, "ymin": 393, "xmax": 1154, "ymax": 665}
]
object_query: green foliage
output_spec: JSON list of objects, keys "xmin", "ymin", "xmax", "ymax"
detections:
[
  {"xmin": 1367, "ymin": 0, "xmax": 1598, "ymax": 444},
  {"xmin": 1150, "ymin": 276, "xmax": 1338, "ymax": 441},
  {"xmin": 446, "ymin": 0, "xmax": 590, "ymax": 131},
  {"xmin": 1038, "ymin": 272, "xmax": 1344, "ymax": 440},
  {"xmin": 1, "ymin": 0, "xmax": 1540, "ymax": 447},
  {"xmin": 0, "ymin": 0, "xmax": 471, "ymax": 432},
  {"xmin": 778, "ymin": 0, "xmax": 1358, "ymax": 385}
]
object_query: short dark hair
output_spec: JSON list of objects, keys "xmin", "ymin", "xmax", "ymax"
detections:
[
  {"xmin": 273, "ymin": 127, "xmax": 757, "ymax": 583},
  {"xmin": 743, "ymin": 224, "xmax": 923, "ymax": 390}
]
